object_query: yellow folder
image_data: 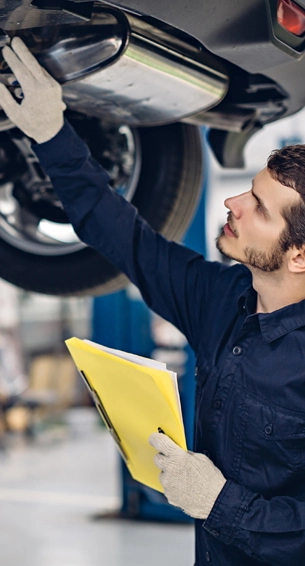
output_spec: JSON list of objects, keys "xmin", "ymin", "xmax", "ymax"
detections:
[{"xmin": 65, "ymin": 337, "xmax": 187, "ymax": 492}]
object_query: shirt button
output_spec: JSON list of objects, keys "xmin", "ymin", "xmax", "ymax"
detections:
[
  {"xmin": 213, "ymin": 399, "xmax": 222, "ymax": 409},
  {"xmin": 264, "ymin": 424, "xmax": 273, "ymax": 435},
  {"xmin": 233, "ymin": 345, "xmax": 242, "ymax": 355},
  {"xmin": 211, "ymin": 529, "xmax": 220, "ymax": 537}
]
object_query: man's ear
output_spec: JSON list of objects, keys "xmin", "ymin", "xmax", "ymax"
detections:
[{"xmin": 288, "ymin": 245, "xmax": 305, "ymax": 273}]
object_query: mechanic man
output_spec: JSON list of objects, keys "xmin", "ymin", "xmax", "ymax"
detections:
[{"xmin": 2, "ymin": 38, "xmax": 305, "ymax": 566}]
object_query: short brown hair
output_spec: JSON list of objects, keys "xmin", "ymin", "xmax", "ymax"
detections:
[{"xmin": 267, "ymin": 145, "xmax": 305, "ymax": 251}]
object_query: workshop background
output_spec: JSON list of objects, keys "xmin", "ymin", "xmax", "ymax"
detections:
[{"xmin": 0, "ymin": 109, "xmax": 304, "ymax": 566}]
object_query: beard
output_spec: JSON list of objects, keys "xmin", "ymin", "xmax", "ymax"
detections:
[{"xmin": 216, "ymin": 230, "xmax": 286, "ymax": 272}]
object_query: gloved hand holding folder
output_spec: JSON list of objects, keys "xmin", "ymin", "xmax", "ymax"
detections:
[{"xmin": 65, "ymin": 337, "xmax": 187, "ymax": 492}]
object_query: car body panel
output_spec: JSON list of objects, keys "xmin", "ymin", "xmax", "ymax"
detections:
[{"xmin": 101, "ymin": 0, "xmax": 305, "ymax": 119}]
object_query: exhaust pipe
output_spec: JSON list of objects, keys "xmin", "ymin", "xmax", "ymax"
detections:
[{"xmin": 4, "ymin": 6, "xmax": 228, "ymax": 126}]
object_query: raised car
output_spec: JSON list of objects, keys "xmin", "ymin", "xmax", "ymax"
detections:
[{"xmin": 0, "ymin": 0, "xmax": 303, "ymax": 294}]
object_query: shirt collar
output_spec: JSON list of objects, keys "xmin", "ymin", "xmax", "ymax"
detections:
[{"xmin": 238, "ymin": 286, "xmax": 305, "ymax": 343}]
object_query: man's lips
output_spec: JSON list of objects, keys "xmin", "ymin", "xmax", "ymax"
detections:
[{"xmin": 223, "ymin": 222, "xmax": 236, "ymax": 237}]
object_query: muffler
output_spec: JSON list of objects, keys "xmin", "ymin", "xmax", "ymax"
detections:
[{"xmin": 3, "ymin": 5, "xmax": 228, "ymax": 126}]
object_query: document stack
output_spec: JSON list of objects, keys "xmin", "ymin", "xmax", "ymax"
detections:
[{"xmin": 65, "ymin": 337, "xmax": 187, "ymax": 492}]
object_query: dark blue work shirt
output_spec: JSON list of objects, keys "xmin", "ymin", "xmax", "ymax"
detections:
[{"xmin": 34, "ymin": 120, "xmax": 305, "ymax": 566}]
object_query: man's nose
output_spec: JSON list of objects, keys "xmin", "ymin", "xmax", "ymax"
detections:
[
  {"xmin": 224, "ymin": 195, "xmax": 241, "ymax": 218},
  {"xmin": 224, "ymin": 192, "xmax": 248, "ymax": 218}
]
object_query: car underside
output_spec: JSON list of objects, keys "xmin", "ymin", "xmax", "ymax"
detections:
[{"xmin": 0, "ymin": 0, "xmax": 303, "ymax": 295}]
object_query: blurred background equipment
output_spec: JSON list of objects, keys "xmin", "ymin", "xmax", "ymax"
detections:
[
  {"xmin": 0, "ymin": 287, "xmax": 92, "ymax": 445},
  {"xmin": 0, "ymin": 278, "xmax": 27, "ymax": 443}
]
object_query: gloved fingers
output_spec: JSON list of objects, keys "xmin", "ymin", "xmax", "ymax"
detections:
[
  {"xmin": 2, "ymin": 45, "xmax": 33, "ymax": 88},
  {"xmin": 159, "ymin": 471, "xmax": 175, "ymax": 494},
  {"xmin": 0, "ymin": 83, "xmax": 21, "ymax": 120},
  {"xmin": 154, "ymin": 453, "xmax": 168, "ymax": 471},
  {"xmin": 158, "ymin": 470, "xmax": 177, "ymax": 494},
  {"xmin": 10, "ymin": 37, "xmax": 47, "ymax": 82},
  {"xmin": 149, "ymin": 432, "xmax": 182, "ymax": 456}
]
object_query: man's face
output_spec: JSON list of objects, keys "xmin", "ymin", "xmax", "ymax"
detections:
[{"xmin": 216, "ymin": 167, "xmax": 301, "ymax": 272}]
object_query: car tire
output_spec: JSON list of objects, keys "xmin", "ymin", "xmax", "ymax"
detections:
[{"xmin": 0, "ymin": 121, "xmax": 203, "ymax": 296}]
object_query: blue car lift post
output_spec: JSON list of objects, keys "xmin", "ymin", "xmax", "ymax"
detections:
[{"xmin": 91, "ymin": 130, "xmax": 208, "ymax": 523}]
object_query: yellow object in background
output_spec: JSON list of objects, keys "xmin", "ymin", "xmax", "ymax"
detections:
[{"xmin": 65, "ymin": 337, "xmax": 187, "ymax": 492}]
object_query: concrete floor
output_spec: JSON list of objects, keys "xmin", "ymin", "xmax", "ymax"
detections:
[{"xmin": 0, "ymin": 409, "xmax": 194, "ymax": 566}]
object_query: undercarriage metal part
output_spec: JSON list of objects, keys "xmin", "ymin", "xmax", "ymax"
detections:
[
  {"xmin": 3, "ymin": 5, "xmax": 228, "ymax": 126},
  {"xmin": 208, "ymin": 125, "xmax": 261, "ymax": 169}
]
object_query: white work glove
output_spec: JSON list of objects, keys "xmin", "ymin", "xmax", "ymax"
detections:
[
  {"xmin": 149, "ymin": 432, "xmax": 226, "ymax": 519},
  {"xmin": 0, "ymin": 37, "xmax": 66, "ymax": 144}
]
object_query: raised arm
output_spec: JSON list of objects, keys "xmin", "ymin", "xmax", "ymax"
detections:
[{"xmin": 33, "ymin": 118, "xmax": 224, "ymax": 351}]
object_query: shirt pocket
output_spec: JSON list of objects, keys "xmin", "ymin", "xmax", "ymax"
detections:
[{"xmin": 236, "ymin": 393, "xmax": 305, "ymax": 496}]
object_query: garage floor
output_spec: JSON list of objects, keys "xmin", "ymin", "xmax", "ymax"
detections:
[{"xmin": 0, "ymin": 409, "xmax": 194, "ymax": 566}]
